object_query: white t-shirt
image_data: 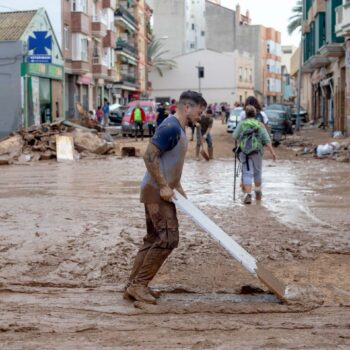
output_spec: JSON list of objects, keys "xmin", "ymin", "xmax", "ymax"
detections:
[{"xmin": 239, "ymin": 110, "xmax": 269, "ymax": 125}]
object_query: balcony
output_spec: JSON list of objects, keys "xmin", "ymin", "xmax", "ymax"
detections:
[
  {"xmin": 103, "ymin": 0, "xmax": 116, "ymax": 10},
  {"xmin": 103, "ymin": 30, "xmax": 116, "ymax": 48},
  {"xmin": 92, "ymin": 57, "xmax": 109, "ymax": 79},
  {"xmin": 115, "ymin": 6, "xmax": 138, "ymax": 31},
  {"xmin": 92, "ymin": 17, "xmax": 107, "ymax": 38},
  {"xmin": 319, "ymin": 43, "xmax": 344, "ymax": 58},
  {"xmin": 116, "ymin": 39, "xmax": 138, "ymax": 58},
  {"xmin": 69, "ymin": 60, "xmax": 90, "ymax": 75},
  {"xmin": 336, "ymin": 3, "xmax": 350, "ymax": 37},
  {"xmin": 115, "ymin": 73, "xmax": 139, "ymax": 88},
  {"xmin": 71, "ymin": 12, "xmax": 90, "ymax": 35},
  {"xmin": 304, "ymin": 55, "xmax": 330, "ymax": 71}
]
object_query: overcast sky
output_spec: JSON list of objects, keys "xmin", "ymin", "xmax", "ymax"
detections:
[
  {"xmin": 0, "ymin": 0, "xmax": 301, "ymax": 47},
  {"xmin": 221, "ymin": 0, "xmax": 301, "ymax": 47}
]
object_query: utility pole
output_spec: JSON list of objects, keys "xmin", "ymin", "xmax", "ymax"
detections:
[
  {"xmin": 196, "ymin": 63, "xmax": 204, "ymax": 93},
  {"xmin": 296, "ymin": 34, "xmax": 304, "ymax": 132}
]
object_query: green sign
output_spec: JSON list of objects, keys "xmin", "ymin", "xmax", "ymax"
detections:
[{"xmin": 21, "ymin": 63, "xmax": 64, "ymax": 80}]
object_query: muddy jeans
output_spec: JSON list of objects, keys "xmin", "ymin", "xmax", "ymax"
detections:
[{"xmin": 128, "ymin": 201, "xmax": 179, "ymax": 286}]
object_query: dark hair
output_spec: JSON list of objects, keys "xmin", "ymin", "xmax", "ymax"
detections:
[
  {"xmin": 198, "ymin": 95, "xmax": 207, "ymax": 108},
  {"xmin": 170, "ymin": 109, "xmax": 176, "ymax": 115},
  {"xmin": 207, "ymin": 109, "xmax": 213, "ymax": 114},
  {"xmin": 245, "ymin": 105, "xmax": 256, "ymax": 118},
  {"xmin": 171, "ymin": 99, "xmax": 176, "ymax": 104},
  {"xmin": 244, "ymin": 96, "xmax": 261, "ymax": 112},
  {"xmin": 179, "ymin": 90, "xmax": 202, "ymax": 106}
]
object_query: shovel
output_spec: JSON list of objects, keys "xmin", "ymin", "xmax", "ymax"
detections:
[{"xmin": 173, "ymin": 190, "xmax": 287, "ymax": 302}]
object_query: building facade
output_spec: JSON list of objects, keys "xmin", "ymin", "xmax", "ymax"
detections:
[
  {"xmin": 302, "ymin": 0, "xmax": 346, "ymax": 133},
  {"xmin": 149, "ymin": 49, "xmax": 254, "ymax": 104},
  {"xmin": 147, "ymin": 0, "xmax": 206, "ymax": 58},
  {"xmin": 63, "ymin": 0, "xmax": 116, "ymax": 116},
  {"xmin": 0, "ymin": 9, "xmax": 64, "ymax": 137}
]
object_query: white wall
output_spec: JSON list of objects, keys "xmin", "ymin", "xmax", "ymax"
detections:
[{"xmin": 149, "ymin": 49, "xmax": 237, "ymax": 104}]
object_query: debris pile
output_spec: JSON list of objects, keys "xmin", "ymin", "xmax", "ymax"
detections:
[{"xmin": 0, "ymin": 120, "xmax": 117, "ymax": 165}]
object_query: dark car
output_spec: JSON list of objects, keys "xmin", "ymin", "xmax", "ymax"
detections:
[
  {"xmin": 291, "ymin": 106, "xmax": 308, "ymax": 124},
  {"xmin": 265, "ymin": 104, "xmax": 292, "ymax": 119},
  {"xmin": 265, "ymin": 110, "xmax": 293, "ymax": 135}
]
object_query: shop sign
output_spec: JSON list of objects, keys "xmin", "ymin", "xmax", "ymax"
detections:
[
  {"xmin": 28, "ymin": 31, "xmax": 52, "ymax": 64},
  {"xmin": 21, "ymin": 63, "xmax": 64, "ymax": 80}
]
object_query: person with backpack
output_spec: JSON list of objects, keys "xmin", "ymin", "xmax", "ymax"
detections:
[
  {"xmin": 239, "ymin": 96, "xmax": 269, "ymax": 127},
  {"xmin": 233, "ymin": 105, "xmax": 277, "ymax": 204}
]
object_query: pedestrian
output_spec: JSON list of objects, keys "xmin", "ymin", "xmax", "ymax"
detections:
[
  {"xmin": 239, "ymin": 96, "xmax": 269, "ymax": 127},
  {"xmin": 169, "ymin": 98, "xmax": 177, "ymax": 114},
  {"xmin": 155, "ymin": 102, "xmax": 167, "ymax": 127},
  {"xmin": 102, "ymin": 98, "xmax": 110, "ymax": 127},
  {"xmin": 124, "ymin": 90, "xmax": 202, "ymax": 304},
  {"xmin": 233, "ymin": 105, "xmax": 277, "ymax": 204},
  {"xmin": 130, "ymin": 103, "xmax": 146, "ymax": 141},
  {"xmin": 221, "ymin": 104, "xmax": 226, "ymax": 124},
  {"xmin": 96, "ymin": 106, "xmax": 103, "ymax": 124}
]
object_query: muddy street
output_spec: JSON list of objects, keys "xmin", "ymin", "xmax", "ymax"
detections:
[{"xmin": 0, "ymin": 123, "xmax": 350, "ymax": 349}]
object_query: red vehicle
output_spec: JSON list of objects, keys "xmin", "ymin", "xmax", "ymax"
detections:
[{"xmin": 121, "ymin": 100, "xmax": 157, "ymax": 137}]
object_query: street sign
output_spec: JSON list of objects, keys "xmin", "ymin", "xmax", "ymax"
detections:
[{"xmin": 28, "ymin": 31, "xmax": 52, "ymax": 64}]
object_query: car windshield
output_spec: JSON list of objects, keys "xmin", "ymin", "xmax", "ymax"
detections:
[
  {"xmin": 266, "ymin": 111, "xmax": 284, "ymax": 122},
  {"xmin": 230, "ymin": 108, "xmax": 242, "ymax": 116},
  {"xmin": 265, "ymin": 104, "xmax": 285, "ymax": 111},
  {"xmin": 126, "ymin": 105, "xmax": 150, "ymax": 115}
]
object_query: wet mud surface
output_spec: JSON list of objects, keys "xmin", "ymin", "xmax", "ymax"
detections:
[{"xmin": 1, "ymin": 126, "xmax": 350, "ymax": 348}]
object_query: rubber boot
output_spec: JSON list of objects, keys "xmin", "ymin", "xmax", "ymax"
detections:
[
  {"xmin": 126, "ymin": 284, "xmax": 157, "ymax": 304},
  {"xmin": 123, "ymin": 249, "xmax": 149, "ymax": 301},
  {"xmin": 195, "ymin": 146, "xmax": 200, "ymax": 160},
  {"xmin": 208, "ymin": 146, "xmax": 214, "ymax": 159},
  {"xmin": 133, "ymin": 248, "xmax": 172, "ymax": 287}
]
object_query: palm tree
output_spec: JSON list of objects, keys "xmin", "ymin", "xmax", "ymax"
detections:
[
  {"xmin": 287, "ymin": 0, "xmax": 303, "ymax": 35},
  {"xmin": 147, "ymin": 39, "xmax": 177, "ymax": 77}
]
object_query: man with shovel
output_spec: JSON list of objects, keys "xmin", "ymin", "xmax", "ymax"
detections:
[
  {"xmin": 196, "ymin": 107, "xmax": 214, "ymax": 160},
  {"xmin": 124, "ymin": 90, "xmax": 203, "ymax": 304}
]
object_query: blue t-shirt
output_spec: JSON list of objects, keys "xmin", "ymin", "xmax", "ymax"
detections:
[
  {"xmin": 102, "ymin": 103, "xmax": 109, "ymax": 114},
  {"xmin": 151, "ymin": 115, "xmax": 182, "ymax": 153}
]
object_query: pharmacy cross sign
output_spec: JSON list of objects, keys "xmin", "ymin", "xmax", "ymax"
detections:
[{"xmin": 27, "ymin": 31, "xmax": 52, "ymax": 64}]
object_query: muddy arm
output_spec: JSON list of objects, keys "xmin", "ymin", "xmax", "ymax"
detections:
[{"xmin": 143, "ymin": 142, "xmax": 174, "ymax": 201}]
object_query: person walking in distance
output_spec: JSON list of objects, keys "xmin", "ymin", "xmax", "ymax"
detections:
[
  {"xmin": 233, "ymin": 105, "xmax": 277, "ymax": 204},
  {"xmin": 124, "ymin": 90, "xmax": 202, "ymax": 304},
  {"xmin": 130, "ymin": 103, "xmax": 146, "ymax": 141},
  {"xmin": 102, "ymin": 98, "xmax": 110, "ymax": 127},
  {"xmin": 239, "ymin": 96, "xmax": 269, "ymax": 127},
  {"xmin": 155, "ymin": 102, "xmax": 167, "ymax": 128}
]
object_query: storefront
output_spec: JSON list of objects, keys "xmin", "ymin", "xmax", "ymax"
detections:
[{"xmin": 21, "ymin": 63, "xmax": 64, "ymax": 127}]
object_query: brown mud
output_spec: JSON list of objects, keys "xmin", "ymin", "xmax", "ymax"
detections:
[{"xmin": 0, "ymin": 121, "xmax": 350, "ymax": 349}]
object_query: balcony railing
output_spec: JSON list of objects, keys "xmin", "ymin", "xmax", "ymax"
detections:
[
  {"xmin": 118, "ymin": 73, "xmax": 138, "ymax": 86},
  {"xmin": 115, "ymin": 6, "xmax": 137, "ymax": 29},
  {"xmin": 116, "ymin": 39, "xmax": 138, "ymax": 57}
]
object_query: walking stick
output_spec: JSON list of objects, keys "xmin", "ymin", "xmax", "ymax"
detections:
[{"xmin": 233, "ymin": 140, "xmax": 237, "ymax": 201}]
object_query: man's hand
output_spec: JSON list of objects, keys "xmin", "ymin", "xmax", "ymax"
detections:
[{"xmin": 160, "ymin": 184, "xmax": 175, "ymax": 202}]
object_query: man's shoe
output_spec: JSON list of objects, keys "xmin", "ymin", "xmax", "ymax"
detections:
[
  {"xmin": 126, "ymin": 284, "xmax": 157, "ymax": 304},
  {"xmin": 243, "ymin": 193, "xmax": 252, "ymax": 204},
  {"xmin": 123, "ymin": 289, "xmax": 134, "ymax": 301},
  {"xmin": 255, "ymin": 190, "xmax": 262, "ymax": 201}
]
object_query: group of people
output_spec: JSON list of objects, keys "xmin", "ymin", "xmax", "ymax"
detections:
[{"xmin": 123, "ymin": 90, "xmax": 277, "ymax": 305}]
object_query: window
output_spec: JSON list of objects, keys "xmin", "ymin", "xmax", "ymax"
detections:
[
  {"xmin": 192, "ymin": 23, "xmax": 195, "ymax": 30},
  {"xmin": 71, "ymin": 0, "xmax": 87, "ymax": 13},
  {"xmin": 64, "ymin": 25, "xmax": 69, "ymax": 50},
  {"xmin": 190, "ymin": 42, "xmax": 195, "ymax": 49},
  {"xmin": 239, "ymin": 67, "xmax": 242, "ymax": 81},
  {"xmin": 81, "ymin": 37, "xmax": 88, "ymax": 61},
  {"xmin": 201, "ymin": 30, "xmax": 205, "ymax": 36},
  {"xmin": 266, "ymin": 64, "xmax": 270, "ymax": 72},
  {"xmin": 267, "ymin": 43, "xmax": 270, "ymax": 53}
]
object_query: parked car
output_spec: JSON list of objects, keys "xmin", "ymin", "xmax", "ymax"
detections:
[
  {"xmin": 121, "ymin": 100, "xmax": 157, "ymax": 137},
  {"xmin": 291, "ymin": 106, "xmax": 308, "ymax": 124},
  {"xmin": 265, "ymin": 104, "xmax": 292, "ymax": 119},
  {"xmin": 226, "ymin": 107, "xmax": 243, "ymax": 133},
  {"xmin": 265, "ymin": 110, "xmax": 293, "ymax": 135},
  {"xmin": 108, "ymin": 103, "xmax": 123, "ymax": 126}
]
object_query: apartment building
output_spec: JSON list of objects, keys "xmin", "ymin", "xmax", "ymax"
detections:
[
  {"xmin": 63, "ymin": 0, "xmax": 116, "ymax": 116},
  {"xmin": 147, "ymin": 0, "xmax": 206, "ymax": 58},
  {"xmin": 302, "ymin": 0, "xmax": 346, "ymax": 133}
]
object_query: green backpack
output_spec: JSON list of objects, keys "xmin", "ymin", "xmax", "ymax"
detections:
[{"xmin": 238, "ymin": 119, "xmax": 263, "ymax": 155}]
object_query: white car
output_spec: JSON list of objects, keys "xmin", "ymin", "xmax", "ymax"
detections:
[{"xmin": 226, "ymin": 107, "xmax": 243, "ymax": 133}]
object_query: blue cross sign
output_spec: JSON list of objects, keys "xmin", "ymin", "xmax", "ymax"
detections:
[
  {"xmin": 27, "ymin": 31, "xmax": 52, "ymax": 63},
  {"xmin": 28, "ymin": 31, "xmax": 52, "ymax": 54}
]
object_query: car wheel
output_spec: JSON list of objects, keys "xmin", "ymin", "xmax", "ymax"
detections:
[{"xmin": 122, "ymin": 133, "xmax": 126, "ymax": 137}]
